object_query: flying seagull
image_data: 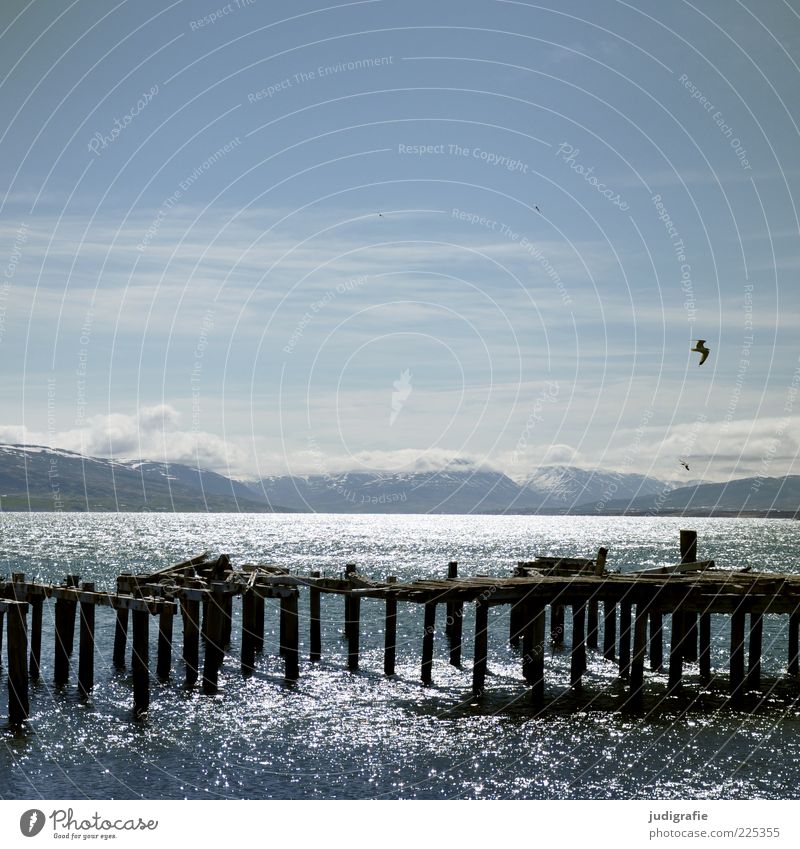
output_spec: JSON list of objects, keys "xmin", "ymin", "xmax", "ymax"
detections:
[
  {"xmin": 691, "ymin": 339, "xmax": 710, "ymax": 366},
  {"xmin": 679, "ymin": 459, "xmax": 690, "ymax": 471},
  {"xmin": 534, "ymin": 205, "xmax": 541, "ymax": 213}
]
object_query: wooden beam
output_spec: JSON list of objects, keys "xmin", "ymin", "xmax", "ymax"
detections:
[
  {"xmin": 347, "ymin": 595, "xmax": 360, "ymax": 671},
  {"xmin": 78, "ymin": 583, "xmax": 95, "ymax": 698},
  {"xmin": 445, "ymin": 561, "xmax": 457, "ymax": 637},
  {"xmin": 181, "ymin": 598, "xmax": 200, "ymax": 688},
  {"xmin": 132, "ymin": 609, "xmax": 150, "ymax": 716},
  {"xmin": 202, "ymin": 590, "xmax": 225, "ymax": 695},
  {"xmin": 309, "ymin": 571, "xmax": 321, "ymax": 663},
  {"xmin": 384, "ymin": 590, "xmax": 397, "ymax": 676},
  {"xmin": 526, "ymin": 602, "xmax": 546, "ymax": 706},
  {"xmin": 6, "ymin": 600, "xmax": 29, "ymax": 724}
]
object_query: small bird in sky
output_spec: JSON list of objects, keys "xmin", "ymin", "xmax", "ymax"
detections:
[
  {"xmin": 378, "ymin": 213, "xmax": 383, "ymax": 217},
  {"xmin": 534, "ymin": 205, "xmax": 541, "ymax": 213},
  {"xmin": 679, "ymin": 459, "xmax": 690, "ymax": 471},
  {"xmin": 691, "ymin": 339, "xmax": 710, "ymax": 365}
]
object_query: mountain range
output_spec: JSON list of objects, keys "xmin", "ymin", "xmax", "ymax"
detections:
[{"xmin": 0, "ymin": 443, "xmax": 797, "ymax": 515}]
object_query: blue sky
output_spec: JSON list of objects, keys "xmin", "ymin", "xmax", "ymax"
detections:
[{"xmin": 1, "ymin": 0, "xmax": 799, "ymax": 482}]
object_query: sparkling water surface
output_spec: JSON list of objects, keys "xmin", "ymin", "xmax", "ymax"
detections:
[{"xmin": 1, "ymin": 513, "xmax": 799, "ymax": 799}]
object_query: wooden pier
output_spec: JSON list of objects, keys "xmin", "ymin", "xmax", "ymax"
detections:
[{"xmin": 3, "ymin": 530, "xmax": 800, "ymax": 723}]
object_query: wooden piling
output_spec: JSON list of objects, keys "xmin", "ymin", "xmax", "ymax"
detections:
[
  {"xmin": 282, "ymin": 592, "xmax": 299, "ymax": 681},
  {"xmin": 448, "ymin": 566, "xmax": 464, "ymax": 666},
  {"xmin": 603, "ymin": 600, "xmax": 616, "ymax": 661},
  {"xmin": 618, "ymin": 601, "xmax": 632, "ymax": 679},
  {"xmin": 113, "ymin": 608, "xmax": 129, "ymax": 669},
  {"xmin": 181, "ymin": 598, "xmax": 200, "ymax": 687},
  {"xmin": 156, "ymin": 605, "xmax": 174, "ymax": 682},
  {"xmin": 222, "ymin": 595, "xmax": 233, "ymax": 650},
  {"xmin": 131, "ymin": 609, "xmax": 150, "ymax": 715},
  {"xmin": 421, "ymin": 602, "xmax": 436, "ymax": 685},
  {"xmin": 472, "ymin": 599, "xmax": 489, "ymax": 695},
  {"xmin": 789, "ymin": 611, "xmax": 799, "ymax": 676},
  {"xmin": 6, "ymin": 600, "xmax": 30, "ymax": 724},
  {"xmin": 254, "ymin": 594, "xmax": 265, "ymax": 654},
  {"xmin": 384, "ymin": 582, "xmax": 397, "ymax": 676},
  {"xmin": 699, "ymin": 612, "xmax": 712, "ymax": 684},
  {"xmin": 570, "ymin": 602, "xmax": 586, "ymax": 688},
  {"xmin": 668, "ymin": 610, "xmax": 684, "ymax": 692},
  {"xmin": 53, "ymin": 593, "xmax": 76, "ymax": 686},
  {"xmin": 0, "ymin": 608, "xmax": 4, "ymax": 668},
  {"xmin": 241, "ymin": 591, "xmax": 257, "ymax": 676},
  {"xmin": 78, "ymin": 582, "xmax": 95, "ymax": 698},
  {"xmin": 649, "ymin": 611, "xmax": 663, "ymax": 671},
  {"xmin": 29, "ymin": 595, "xmax": 43, "ymax": 679},
  {"xmin": 680, "ymin": 529, "xmax": 698, "ymax": 564},
  {"xmin": 630, "ymin": 602, "xmax": 649, "ymax": 706},
  {"xmin": 730, "ymin": 608, "xmax": 746, "ymax": 704},
  {"xmin": 525, "ymin": 601, "xmax": 546, "ymax": 706},
  {"xmin": 202, "ymin": 590, "xmax": 225, "ymax": 695},
  {"xmin": 347, "ymin": 594, "xmax": 360, "ymax": 671},
  {"xmin": 550, "ymin": 603, "xmax": 565, "ymax": 646},
  {"xmin": 746, "ymin": 612, "xmax": 763, "ymax": 691},
  {"xmin": 309, "ymin": 571, "xmax": 321, "ymax": 662},
  {"xmin": 445, "ymin": 561, "xmax": 457, "ymax": 637},
  {"xmin": 586, "ymin": 599, "xmax": 599, "ymax": 650}
]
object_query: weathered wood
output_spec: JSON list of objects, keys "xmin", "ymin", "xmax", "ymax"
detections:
[
  {"xmin": 603, "ymin": 600, "xmax": 616, "ymax": 661},
  {"xmin": 222, "ymin": 594, "xmax": 233, "ymax": 650},
  {"xmin": 29, "ymin": 596, "xmax": 43, "ymax": 679},
  {"xmin": 746, "ymin": 612, "xmax": 763, "ymax": 690},
  {"xmin": 570, "ymin": 602, "xmax": 586, "ymax": 688},
  {"xmin": 6, "ymin": 600, "xmax": 29, "ymax": 724},
  {"xmin": 156, "ymin": 606, "xmax": 173, "ymax": 682},
  {"xmin": 309, "ymin": 571, "xmax": 321, "ymax": 662},
  {"xmin": 445, "ymin": 561, "xmax": 457, "ymax": 636},
  {"xmin": 347, "ymin": 595, "xmax": 360, "ymax": 671},
  {"xmin": 730, "ymin": 608, "xmax": 746, "ymax": 704},
  {"xmin": 131, "ymin": 609, "xmax": 150, "ymax": 715},
  {"xmin": 649, "ymin": 611, "xmax": 663, "ymax": 671},
  {"xmin": 202, "ymin": 591, "xmax": 225, "ymax": 694},
  {"xmin": 630, "ymin": 602, "xmax": 649, "ymax": 705},
  {"xmin": 699, "ymin": 612, "xmax": 712, "ymax": 683},
  {"xmin": 421, "ymin": 602, "xmax": 436, "ymax": 685},
  {"xmin": 384, "ymin": 592, "xmax": 397, "ymax": 675},
  {"xmin": 586, "ymin": 599, "xmax": 599, "ymax": 650},
  {"xmin": 789, "ymin": 611, "xmax": 800, "ymax": 676},
  {"xmin": 680, "ymin": 529, "xmax": 698, "ymax": 564},
  {"xmin": 282, "ymin": 592, "xmax": 299, "ymax": 681},
  {"xmin": 472, "ymin": 600, "xmax": 489, "ymax": 695},
  {"xmin": 201, "ymin": 597, "xmax": 209, "ymax": 646},
  {"xmin": 241, "ymin": 590, "xmax": 257, "ymax": 676},
  {"xmin": 618, "ymin": 601, "xmax": 632, "ymax": 679},
  {"xmin": 594, "ymin": 546, "xmax": 608, "ymax": 575},
  {"xmin": 78, "ymin": 583, "xmax": 95, "ymax": 697},
  {"xmin": 254, "ymin": 594, "xmax": 265, "ymax": 654},
  {"xmin": 449, "ymin": 597, "xmax": 464, "ymax": 667},
  {"xmin": 0, "ymin": 608, "xmax": 4, "ymax": 667},
  {"xmin": 683, "ymin": 614, "xmax": 699, "ymax": 662},
  {"xmin": 181, "ymin": 598, "xmax": 200, "ymax": 687},
  {"xmin": 550, "ymin": 603, "xmax": 565, "ymax": 646},
  {"xmin": 668, "ymin": 610, "xmax": 684, "ymax": 692},
  {"xmin": 526, "ymin": 602, "xmax": 546, "ymax": 706},
  {"xmin": 113, "ymin": 608, "xmax": 129, "ymax": 669},
  {"xmin": 53, "ymin": 596, "xmax": 75, "ymax": 686}
]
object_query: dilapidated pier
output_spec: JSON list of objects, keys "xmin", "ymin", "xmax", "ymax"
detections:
[{"xmin": 3, "ymin": 530, "xmax": 800, "ymax": 723}]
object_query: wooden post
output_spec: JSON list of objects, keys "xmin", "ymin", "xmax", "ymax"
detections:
[
  {"xmin": 586, "ymin": 599, "xmax": 599, "ymax": 650},
  {"xmin": 683, "ymin": 615, "xmax": 699, "ymax": 663},
  {"xmin": 421, "ymin": 602, "xmax": 436, "ymax": 685},
  {"xmin": 384, "ymin": 581, "xmax": 397, "ymax": 675},
  {"xmin": 241, "ymin": 591, "xmax": 257, "ymax": 676},
  {"xmin": 445, "ymin": 561, "xmax": 457, "ymax": 637},
  {"xmin": 283, "ymin": 592, "xmax": 299, "ymax": 681},
  {"xmin": 347, "ymin": 594, "xmax": 360, "ymax": 671},
  {"xmin": 0, "ymin": 608, "xmax": 4, "ymax": 668},
  {"xmin": 649, "ymin": 611, "xmax": 663, "ymax": 671},
  {"xmin": 526, "ymin": 602, "xmax": 546, "ymax": 706},
  {"xmin": 570, "ymin": 602, "xmax": 586, "ymax": 688},
  {"xmin": 201, "ymin": 597, "xmax": 209, "ymax": 646},
  {"xmin": 222, "ymin": 595, "xmax": 233, "ymax": 650},
  {"xmin": 668, "ymin": 610, "xmax": 684, "ymax": 692},
  {"xmin": 618, "ymin": 601, "xmax": 632, "ymax": 679},
  {"xmin": 309, "ymin": 571, "xmax": 321, "ymax": 662},
  {"xmin": 730, "ymin": 608, "xmax": 746, "ymax": 704},
  {"xmin": 6, "ymin": 600, "xmax": 30, "ymax": 724},
  {"xmin": 131, "ymin": 609, "xmax": 150, "ymax": 715},
  {"xmin": 678, "ymin": 531, "xmax": 698, "ymax": 667},
  {"xmin": 254, "ymin": 594, "xmax": 265, "ymax": 654},
  {"xmin": 29, "ymin": 595, "xmax": 43, "ymax": 679},
  {"xmin": 789, "ymin": 611, "xmax": 800, "ymax": 676},
  {"xmin": 699, "ymin": 612, "xmax": 712, "ymax": 684},
  {"xmin": 78, "ymin": 583, "xmax": 95, "ymax": 698},
  {"xmin": 343, "ymin": 563, "xmax": 356, "ymax": 652},
  {"xmin": 680, "ymin": 529, "xmax": 698, "ymax": 564},
  {"xmin": 603, "ymin": 600, "xmax": 616, "ymax": 661},
  {"xmin": 156, "ymin": 605, "xmax": 174, "ymax": 682},
  {"xmin": 550, "ymin": 603, "xmax": 565, "ymax": 646},
  {"xmin": 746, "ymin": 612, "xmax": 763, "ymax": 691},
  {"xmin": 182, "ymin": 598, "xmax": 200, "ymax": 687},
  {"xmin": 113, "ymin": 608, "xmax": 129, "ymax": 669},
  {"xmin": 202, "ymin": 590, "xmax": 225, "ymax": 695},
  {"xmin": 53, "ymin": 593, "xmax": 76, "ymax": 686},
  {"xmin": 472, "ymin": 599, "xmax": 489, "ymax": 695},
  {"xmin": 65, "ymin": 575, "xmax": 79, "ymax": 656},
  {"xmin": 509, "ymin": 596, "xmax": 523, "ymax": 648},
  {"xmin": 630, "ymin": 602, "xmax": 649, "ymax": 706}
]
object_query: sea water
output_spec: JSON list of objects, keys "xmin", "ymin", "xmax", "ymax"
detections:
[{"xmin": 1, "ymin": 513, "xmax": 799, "ymax": 799}]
